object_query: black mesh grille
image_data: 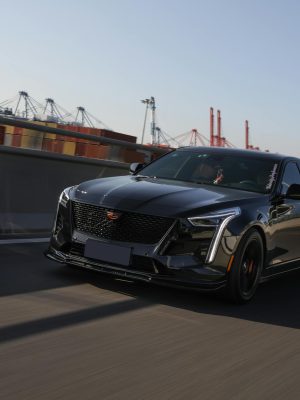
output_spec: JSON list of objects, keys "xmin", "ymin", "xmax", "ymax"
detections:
[{"xmin": 72, "ymin": 201, "xmax": 174, "ymax": 244}]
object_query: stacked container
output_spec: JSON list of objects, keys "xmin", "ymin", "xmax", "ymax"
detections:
[
  {"xmin": 21, "ymin": 121, "xmax": 46, "ymax": 150},
  {"xmin": 1, "ymin": 120, "xmax": 147, "ymax": 163},
  {"xmin": 3, "ymin": 125, "xmax": 23, "ymax": 147},
  {"xmin": 57, "ymin": 124, "xmax": 79, "ymax": 156},
  {"xmin": 0, "ymin": 126, "xmax": 5, "ymax": 145},
  {"xmin": 40, "ymin": 122, "xmax": 65, "ymax": 154}
]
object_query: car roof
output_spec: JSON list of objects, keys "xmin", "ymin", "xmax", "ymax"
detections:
[{"xmin": 176, "ymin": 146, "xmax": 297, "ymax": 162}]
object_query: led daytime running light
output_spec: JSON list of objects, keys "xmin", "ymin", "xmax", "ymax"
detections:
[{"xmin": 188, "ymin": 207, "xmax": 241, "ymax": 263}]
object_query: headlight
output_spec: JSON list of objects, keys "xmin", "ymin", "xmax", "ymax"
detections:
[
  {"xmin": 188, "ymin": 207, "xmax": 240, "ymax": 263},
  {"xmin": 188, "ymin": 208, "xmax": 241, "ymax": 227}
]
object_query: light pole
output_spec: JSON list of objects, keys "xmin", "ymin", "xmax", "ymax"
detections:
[
  {"xmin": 141, "ymin": 97, "xmax": 156, "ymax": 145},
  {"xmin": 141, "ymin": 98, "xmax": 150, "ymax": 144},
  {"xmin": 149, "ymin": 97, "xmax": 156, "ymax": 145}
]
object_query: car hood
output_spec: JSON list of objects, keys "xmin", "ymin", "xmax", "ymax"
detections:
[{"xmin": 72, "ymin": 175, "xmax": 265, "ymax": 218}]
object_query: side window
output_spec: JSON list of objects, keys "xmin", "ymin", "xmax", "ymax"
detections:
[{"xmin": 281, "ymin": 162, "xmax": 300, "ymax": 195}]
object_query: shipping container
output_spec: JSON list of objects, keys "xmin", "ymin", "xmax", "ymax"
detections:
[
  {"xmin": 34, "ymin": 114, "xmax": 59, "ymax": 123},
  {"xmin": 4, "ymin": 125, "xmax": 14, "ymax": 134},
  {"xmin": 4, "ymin": 133, "xmax": 22, "ymax": 147},
  {"xmin": 21, "ymin": 129, "xmax": 43, "ymax": 150},
  {"xmin": 122, "ymin": 149, "xmax": 145, "ymax": 163},
  {"xmin": 88, "ymin": 127, "xmax": 102, "ymax": 136},
  {"xmin": 0, "ymin": 126, "xmax": 5, "ymax": 145},
  {"xmin": 4, "ymin": 134, "xmax": 12, "ymax": 146},
  {"xmin": 75, "ymin": 142, "xmax": 88, "ymax": 157},
  {"xmin": 39, "ymin": 121, "xmax": 59, "ymax": 140},
  {"xmin": 63, "ymin": 141, "xmax": 76, "ymax": 156},
  {"xmin": 57, "ymin": 124, "xmax": 79, "ymax": 143},
  {"xmin": 11, "ymin": 132, "xmax": 22, "ymax": 147},
  {"xmin": 75, "ymin": 142, "xmax": 109, "ymax": 160},
  {"xmin": 99, "ymin": 129, "xmax": 137, "ymax": 143},
  {"xmin": 45, "ymin": 122, "xmax": 58, "ymax": 128},
  {"xmin": 42, "ymin": 138, "xmax": 64, "ymax": 154},
  {"xmin": 86, "ymin": 143, "xmax": 108, "ymax": 159},
  {"xmin": 14, "ymin": 127, "xmax": 23, "ymax": 135},
  {"xmin": 97, "ymin": 145, "xmax": 110, "ymax": 160},
  {"xmin": 3, "ymin": 125, "xmax": 23, "ymax": 147}
]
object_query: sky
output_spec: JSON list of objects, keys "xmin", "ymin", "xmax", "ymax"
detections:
[{"xmin": 1, "ymin": 0, "xmax": 300, "ymax": 155}]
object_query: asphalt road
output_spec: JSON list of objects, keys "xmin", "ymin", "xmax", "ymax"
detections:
[{"xmin": 0, "ymin": 243, "xmax": 299, "ymax": 400}]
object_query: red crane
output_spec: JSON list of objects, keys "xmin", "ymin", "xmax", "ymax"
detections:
[
  {"xmin": 245, "ymin": 120, "xmax": 260, "ymax": 150},
  {"xmin": 209, "ymin": 107, "xmax": 234, "ymax": 148}
]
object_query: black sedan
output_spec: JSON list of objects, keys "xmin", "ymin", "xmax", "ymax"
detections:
[{"xmin": 45, "ymin": 147, "xmax": 300, "ymax": 303}]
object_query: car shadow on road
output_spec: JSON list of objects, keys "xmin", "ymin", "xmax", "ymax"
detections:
[
  {"xmin": 1, "ymin": 243, "xmax": 299, "ymax": 330},
  {"xmin": 70, "ymin": 265, "xmax": 300, "ymax": 330},
  {"xmin": 0, "ymin": 243, "xmax": 92, "ymax": 297}
]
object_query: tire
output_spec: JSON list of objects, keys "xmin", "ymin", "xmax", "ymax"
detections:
[{"xmin": 226, "ymin": 229, "xmax": 264, "ymax": 304}]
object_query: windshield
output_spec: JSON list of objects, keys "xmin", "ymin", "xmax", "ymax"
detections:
[{"xmin": 139, "ymin": 150, "xmax": 279, "ymax": 194}]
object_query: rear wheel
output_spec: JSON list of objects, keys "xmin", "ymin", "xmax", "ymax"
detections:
[{"xmin": 226, "ymin": 229, "xmax": 264, "ymax": 304}]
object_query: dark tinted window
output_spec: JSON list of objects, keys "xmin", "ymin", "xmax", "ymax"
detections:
[
  {"xmin": 140, "ymin": 150, "xmax": 279, "ymax": 193},
  {"xmin": 281, "ymin": 162, "xmax": 300, "ymax": 194}
]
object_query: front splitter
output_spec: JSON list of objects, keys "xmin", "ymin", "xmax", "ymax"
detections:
[{"xmin": 45, "ymin": 246, "xmax": 227, "ymax": 291}]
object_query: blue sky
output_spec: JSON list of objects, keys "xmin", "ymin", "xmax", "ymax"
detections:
[{"xmin": 1, "ymin": 0, "xmax": 300, "ymax": 154}]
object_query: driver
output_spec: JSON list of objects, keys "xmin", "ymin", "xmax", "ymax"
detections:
[{"xmin": 193, "ymin": 160, "xmax": 224, "ymax": 184}]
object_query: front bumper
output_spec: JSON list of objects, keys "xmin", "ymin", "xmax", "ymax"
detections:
[
  {"xmin": 45, "ymin": 243, "xmax": 227, "ymax": 291},
  {"xmin": 46, "ymin": 199, "xmax": 235, "ymax": 291}
]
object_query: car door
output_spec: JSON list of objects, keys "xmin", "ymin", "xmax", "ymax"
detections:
[{"xmin": 268, "ymin": 161, "xmax": 300, "ymax": 267}]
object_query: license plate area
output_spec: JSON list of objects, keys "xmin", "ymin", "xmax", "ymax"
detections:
[{"xmin": 84, "ymin": 239, "xmax": 131, "ymax": 266}]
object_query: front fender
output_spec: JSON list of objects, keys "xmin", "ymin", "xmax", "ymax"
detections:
[{"xmin": 222, "ymin": 206, "xmax": 270, "ymax": 256}]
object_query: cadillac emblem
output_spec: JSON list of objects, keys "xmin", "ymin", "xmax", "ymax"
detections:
[{"xmin": 106, "ymin": 211, "xmax": 122, "ymax": 221}]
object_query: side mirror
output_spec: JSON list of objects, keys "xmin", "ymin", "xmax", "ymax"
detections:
[
  {"xmin": 129, "ymin": 163, "xmax": 144, "ymax": 174},
  {"xmin": 286, "ymin": 184, "xmax": 300, "ymax": 200}
]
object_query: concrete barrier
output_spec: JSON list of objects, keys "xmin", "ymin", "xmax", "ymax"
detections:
[{"xmin": 0, "ymin": 146, "xmax": 129, "ymax": 238}]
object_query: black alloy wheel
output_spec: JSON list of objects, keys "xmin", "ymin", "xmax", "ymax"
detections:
[{"xmin": 226, "ymin": 229, "xmax": 264, "ymax": 304}]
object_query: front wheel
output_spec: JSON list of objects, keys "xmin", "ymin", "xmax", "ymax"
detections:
[{"xmin": 226, "ymin": 229, "xmax": 264, "ymax": 304}]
